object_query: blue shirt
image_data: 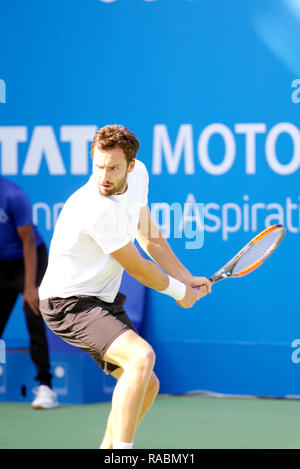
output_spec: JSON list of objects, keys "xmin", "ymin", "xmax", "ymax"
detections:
[{"xmin": 0, "ymin": 178, "xmax": 43, "ymax": 261}]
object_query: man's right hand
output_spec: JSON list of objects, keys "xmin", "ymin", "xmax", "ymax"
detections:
[{"xmin": 176, "ymin": 280, "xmax": 211, "ymax": 309}]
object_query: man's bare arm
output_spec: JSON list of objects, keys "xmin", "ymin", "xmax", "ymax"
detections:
[
  {"xmin": 136, "ymin": 205, "xmax": 211, "ymax": 293},
  {"xmin": 110, "ymin": 241, "xmax": 203, "ymax": 308},
  {"xmin": 111, "ymin": 241, "xmax": 169, "ymax": 291}
]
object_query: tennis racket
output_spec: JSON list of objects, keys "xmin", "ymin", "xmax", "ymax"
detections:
[{"xmin": 209, "ymin": 224, "xmax": 285, "ymax": 284}]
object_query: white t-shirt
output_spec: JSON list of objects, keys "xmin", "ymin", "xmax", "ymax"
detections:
[{"xmin": 39, "ymin": 160, "xmax": 149, "ymax": 302}]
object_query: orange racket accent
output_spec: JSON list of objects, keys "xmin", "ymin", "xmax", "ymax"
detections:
[
  {"xmin": 251, "ymin": 225, "xmax": 279, "ymax": 245},
  {"xmin": 236, "ymin": 259, "xmax": 263, "ymax": 277}
]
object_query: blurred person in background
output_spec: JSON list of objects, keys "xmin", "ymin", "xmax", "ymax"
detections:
[{"xmin": 0, "ymin": 177, "xmax": 58, "ymax": 409}]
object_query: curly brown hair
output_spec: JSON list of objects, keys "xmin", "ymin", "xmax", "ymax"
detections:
[{"xmin": 91, "ymin": 125, "xmax": 140, "ymax": 164}]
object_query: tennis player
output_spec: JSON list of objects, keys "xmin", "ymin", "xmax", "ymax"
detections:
[{"xmin": 39, "ymin": 125, "xmax": 211, "ymax": 449}]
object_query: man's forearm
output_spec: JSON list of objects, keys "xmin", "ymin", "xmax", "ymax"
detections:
[
  {"xmin": 111, "ymin": 240, "xmax": 169, "ymax": 291},
  {"xmin": 128, "ymin": 256, "xmax": 170, "ymax": 291},
  {"xmin": 137, "ymin": 235, "xmax": 192, "ymax": 283},
  {"xmin": 137, "ymin": 205, "xmax": 193, "ymax": 283}
]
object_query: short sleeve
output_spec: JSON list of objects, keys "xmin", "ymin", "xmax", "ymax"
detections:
[
  {"xmin": 89, "ymin": 205, "xmax": 131, "ymax": 255},
  {"xmin": 8, "ymin": 188, "xmax": 32, "ymax": 227}
]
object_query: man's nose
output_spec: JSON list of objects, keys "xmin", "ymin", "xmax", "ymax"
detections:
[{"xmin": 100, "ymin": 168, "xmax": 109, "ymax": 181}]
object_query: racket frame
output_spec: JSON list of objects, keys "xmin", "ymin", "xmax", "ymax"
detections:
[{"xmin": 209, "ymin": 224, "xmax": 285, "ymax": 284}]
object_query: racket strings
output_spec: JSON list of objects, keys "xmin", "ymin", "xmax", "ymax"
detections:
[{"xmin": 232, "ymin": 229, "xmax": 282, "ymax": 274}]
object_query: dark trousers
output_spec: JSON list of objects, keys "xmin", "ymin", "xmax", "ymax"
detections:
[{"xmin": 0, "ymin": 243, "xmax": 52, "ymax": 387}]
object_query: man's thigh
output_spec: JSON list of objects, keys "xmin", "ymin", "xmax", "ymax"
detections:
[{"xmin": 40, "ymin": 295, "xmax": 137, "ymax": 374}]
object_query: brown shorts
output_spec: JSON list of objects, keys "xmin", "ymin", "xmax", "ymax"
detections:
[{"xmin": 39, "ymin": 292, "xmax": 137, "ymax": 374}]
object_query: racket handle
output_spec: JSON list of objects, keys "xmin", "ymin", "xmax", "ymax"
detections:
[{"xmin": 194, "ymin": 278, "xmax": 213, "ymax": 290}]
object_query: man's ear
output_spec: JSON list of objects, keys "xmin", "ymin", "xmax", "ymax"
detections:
[{"xmin": 127, "ymin": 159, "xmax": 135, "ymax": 173}]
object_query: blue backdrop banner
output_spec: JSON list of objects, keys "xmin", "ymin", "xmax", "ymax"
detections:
[{"xmin": 1, "ymin": 0, "xmax": 300, "ymax": 397}]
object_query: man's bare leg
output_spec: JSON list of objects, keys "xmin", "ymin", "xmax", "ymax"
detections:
[
  {"xmin": 100, "ymin": 370, "xmax": 159, "ymax": 449},
  {"xmin": 100, "ymin": 330, "xmax": 156, "ymax": 446}
]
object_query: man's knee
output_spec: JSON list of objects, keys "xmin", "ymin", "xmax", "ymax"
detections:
[
  {"xmin": 130, "ymin": 344, "xmax": 156, "ymax": 373},
  {"xmin": 103, "ymin": 330, "xmax": 156, "ymax": 374}
]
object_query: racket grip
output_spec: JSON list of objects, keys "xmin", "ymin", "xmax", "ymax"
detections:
[{"xmin": 194, "ymin": 278, "xmax": 213, "ymax": 290}]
